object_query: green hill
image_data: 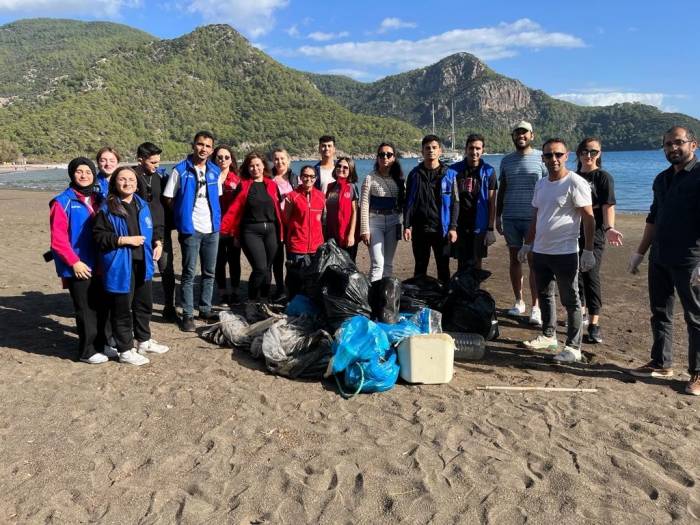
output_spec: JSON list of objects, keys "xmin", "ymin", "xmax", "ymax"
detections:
[
  {"xmin": 305, "ymin": 53, "xmax": 700, "ymax": 152},
  {"xmin": 0, "ymin": 21, "xmax": 422, "ymax": 161}
]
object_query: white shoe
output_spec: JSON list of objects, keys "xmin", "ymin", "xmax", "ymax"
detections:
[
  {"xmin": 553, "ymin": 346, "xmax": 582, "ymax": 363},
  {"xmin": 137, "ymin": 339, "xmax": 169, "ymax": 354},
  {"xmin": 80, "ymin": 352, "xmax": 109, "ymax": 364},
  {"xmin": 507, "ymin": 300, "xmax": 527, "ymax": 316},
  {"xmin": 528, "ymin": 306, "xmax": 542, "ymax": 327},
  {"xmin": 523, "ymin": 334, "xmax": 558, "ymax": 351},
  {"xmin": 119, "ymin": 349, "xmax": 150, "ymax": 366}
]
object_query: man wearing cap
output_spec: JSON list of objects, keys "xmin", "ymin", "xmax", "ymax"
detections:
[{"xmin": 496, "ymin": 121, "xmax": 548, "ymax": 325}]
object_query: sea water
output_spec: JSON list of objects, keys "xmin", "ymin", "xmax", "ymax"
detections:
[{"xmin": 0, "ymin": 149, "xmax": 668, "ymax": 212}]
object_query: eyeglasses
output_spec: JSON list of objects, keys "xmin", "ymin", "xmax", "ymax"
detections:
[
  {"xmin": 580, "ymin": 149, "xmax": 600, "ymax": 157},
  {"xmin": 663, "ymin": 139, "xmax": 693, "ymax": 149},
  {"xmin": 542, "ymin": 152, "xmax": 566, "ymax": 159},
  {"xmin": 336, "ymin": 165, "xmax": 350, "ymax": 171},
  {"xmin": 378, "ymin": 152, "xmax": 394, "ymax": 159},
  {"xmin": 216, "ymin": 155, "xmax": 231, "ymax": 160},
  {"xmin": 300, "ymin": 174, "xmax": 316, "ymax": 179}
]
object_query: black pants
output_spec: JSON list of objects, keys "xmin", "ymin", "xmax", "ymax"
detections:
[
  {"xmin": 67, "ymin": 277, "xmax": 109, "ymax": 360},
  {"xmin": 241, "ymin": 222, "xmax": 279, "ymax": 300},
  {"xmin": 215, "ymin": 235, "xmax": 241, "ymax": 293},
  {"xmin": 649, "ymin": 259, "xmax": 700, "ymax": 373},
  {"xmin": 411, "ymin": 229, "xmax": 451, "ymax": 283},
  {"xmin": 578, "ymin": 233, "xmax": 605, "ymax": 316},
  {"xmin": 157, "ymin": 227, "xmax": 176, "ymax": 308},
  {"xmin": 272, "ymin": 241, "xmax": 285, "ymax": 293},
  {"xmin": 109, "ymin": 260, "xmax": 153, "ymax": 352}
]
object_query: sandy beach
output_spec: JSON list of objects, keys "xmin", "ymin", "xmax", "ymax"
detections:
[{"xmin": 1, "ymin": 189, "xmax": 699, "ymax": 524}]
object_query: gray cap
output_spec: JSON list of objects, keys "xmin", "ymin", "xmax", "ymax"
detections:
[{"xmin": 512, "ymin": 120, "xmax": 533, "ymax": 133}]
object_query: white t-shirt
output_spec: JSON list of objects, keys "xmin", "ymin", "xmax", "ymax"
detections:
[
  {"xmin": 532, "ymin": 171, "xmax": 592, "ymax": 255},
  {"xmin": 163, "ymin": 165, "xmax": 223, "ymax": 234},
  {"xmin": 318, "ymin": 166, "xmax": 335, "ymax": 194}
]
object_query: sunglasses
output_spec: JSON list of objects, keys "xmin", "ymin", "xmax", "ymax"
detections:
[
  {"xmin": 542, "ymin": 152, "xmax": 566, "ymax": 159},
  {"xmin": 663, "ymin": 139, "xmax": 693, "ymax": 149},
  {"xmin": 378, "ymin": 152, "xmax": 394, "ymax": 159},
  {"xmin": 580, "ymin": 149, "xmax": 600, "ymax": 157},
  {"xmin": 216, "ymin": 155, "xmax": 231, "ymax": 160}
]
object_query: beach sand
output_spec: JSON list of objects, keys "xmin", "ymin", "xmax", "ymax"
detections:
[{"xmin": 1, "ymin": 189, "xmax": 699, "ymax": 524}]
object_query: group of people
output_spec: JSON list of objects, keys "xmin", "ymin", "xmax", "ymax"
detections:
[{"xmin": 48, "ymin": 123, "xmax": 700, "ymax": 397}]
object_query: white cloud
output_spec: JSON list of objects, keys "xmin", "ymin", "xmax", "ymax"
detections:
[
  {"xmin": 307, "ymin": 31, "xmax": 349, "ymax": 42},
  {"xmin": 0, "ymin": 0, "xmax": 139, "ymax": 16},
  {"xmin": 298, "ymin": 18, "xmax": 584, "ymax": 70},
  {"xmin": 377, "ymin": 17, "xmax": 416, "ymax": 33},
  {"xmin": 553, "ymin": 91, "xmax": 666, "ymax": 109},
  {"xmin": 326, "ymin": 68, "xmax": 371, "ymax": 80},
  {"xmin": 187, "ymin": 0, "xmax": 288, "ymax": 38},
  {"xmin": 286, "ymin": 24, "xmax": 300, "ymax": 37}
]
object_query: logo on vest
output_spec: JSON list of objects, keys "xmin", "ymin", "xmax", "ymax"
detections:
[{"xmin": 145, "ymin": 216, "xmax": 153, "ymax": 228}]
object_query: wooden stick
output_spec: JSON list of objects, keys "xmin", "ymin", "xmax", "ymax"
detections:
[{"xmin": 477, "ymin": 386, "xmax": 597, "ymax": 393}]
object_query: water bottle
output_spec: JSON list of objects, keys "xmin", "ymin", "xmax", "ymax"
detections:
[{"xmin": 447, "ymin": 332, "xmax": 486, "ymax": 360}]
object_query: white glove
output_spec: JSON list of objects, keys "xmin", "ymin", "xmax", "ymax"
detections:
[
  {"xmin": 691, "ymin": 264, "xmax": 700, "ymax": 287},
  {"xmin": 485, "ymin": 230, "xmax": 497, "ymax": 247},
  {"xmin": 517, "ymin": 244, "xmax": 531, "ymax": 263},
  {"xmin": 579, "ymin": 250, "xmax": 596, "ymax": 272},
  {"xmin": 628, "ymin": 252, "xmax": 644, "ymax": 274}
]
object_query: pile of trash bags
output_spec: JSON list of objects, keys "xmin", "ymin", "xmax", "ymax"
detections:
[{"xmin": 201, "ymin": 240, "xmax": 497, "ymax": 396}]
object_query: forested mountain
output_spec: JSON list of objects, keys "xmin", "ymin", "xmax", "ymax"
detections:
[
  {"xmin": 1, "ymin": 20, "xmax": 698, "ymax": 161},
  {"xmin": 305, "ymin": 53, "xmax": 700, "ymax": 152}
]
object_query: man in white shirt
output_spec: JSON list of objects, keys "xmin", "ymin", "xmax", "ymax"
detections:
[
  {"xmin": 163, "ymin": 131, "xmax": 223, "ymax": 332},
  {"xmin": 519, "ymin": 138, "xmax": 595, "ymax": 362},
  {"xmin": 314, "ymin": 135, "xmax": 336, "ymax": 194}
]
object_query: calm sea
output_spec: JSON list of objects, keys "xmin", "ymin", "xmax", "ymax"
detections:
[{"xmin": 0, "ymin": 150, "xmax": 668, "ymax": 212}]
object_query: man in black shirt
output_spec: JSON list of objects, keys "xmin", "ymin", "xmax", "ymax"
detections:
[{"xmin": 629, "ymin": 126, "xmax": 700, "ymax": 395}]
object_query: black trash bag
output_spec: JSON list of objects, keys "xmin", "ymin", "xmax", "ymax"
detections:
[
  {"xmin": 400, "ymin": 275, "xmax": 447, "ymax": 312},
  {"xmin": 321, "ymin": 266, "xmax": 371, "ymax": 332},
  {"xmin": 369, "ymin": 277, "xmax": 402, "ymax": 324},
  {"xmin": 261, "ymin": 315, "xmax": 333, "ymax": 378},
  {"xmin": 299, "ymin": 239, "xmax": 358, "ymax": 301},
  {"xmin": 447, "ymin": 268, "xmax": 492, "ymax": 299},
  {"xmin": 443, "ymin": 289, "xmax": 497, "ymax": 339}
]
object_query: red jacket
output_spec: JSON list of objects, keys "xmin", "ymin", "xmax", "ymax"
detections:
[
  {"xmin": 219, "ymin": 170, "xmax": 241, "ymax": 214},
  {"xmin": 220, "ymin": 177, "xmax": 284, "ymax": 240},
  {"xmin": 285, "ymin": 187, "xmax": 325, "ymax": 254}
]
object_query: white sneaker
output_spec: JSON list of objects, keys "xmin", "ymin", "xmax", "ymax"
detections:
[
  {"xmin": 80, "ymin": 352, "xmax": 109, "ymax": 364},
  {"xmin": 553, "ymin": 346, "xmax": 582, "ymax": 363},
  {"xmin": 523, "ymin": 334, "xmax": 558, "ymax": 351},
  {"xmin": 507, "ymin": 300, "xmax": 527, "ymax": 316},
  {"xmin": 119, "ymin": 349, "xmax": 150, "ymax": 366},
  {"xmin": 528, "ymin": 306, "xmax": 542, "ymax": 326},
  {"xmin": 137, "ymin": 339, "xmax": 169, "ymax": 354}
]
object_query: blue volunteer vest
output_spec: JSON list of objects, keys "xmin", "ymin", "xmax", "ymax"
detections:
[
  {"xmin": 405, "ymin": 163, "xmax": 457, "ymax": 237},
  {"xmin": 99, "ymin": 194, "xmax": 155, "ymax": 294},
  {"xmin": 50, "ymin": 188, "xmax": 99, "ymax": 278},
  {"xmin": 450, "ymin": 160, "xmax": 496, "ymax": 234},
  {"xmin": 171, "ymin": 156, "xmax": 221, "ymax": 234}
]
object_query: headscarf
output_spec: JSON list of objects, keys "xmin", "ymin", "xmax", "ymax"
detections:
[{"xmin": 67, "ymin": 157, "xmax": 97, "ymax": 197}]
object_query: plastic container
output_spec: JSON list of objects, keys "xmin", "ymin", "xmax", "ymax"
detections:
[
  {"xmin": 446, "ymin": 332, "xmax": 486, "ymax": 361},
  {"xmin": 396, "ymin": 333, "xmax": 455, "ymax": 384}
]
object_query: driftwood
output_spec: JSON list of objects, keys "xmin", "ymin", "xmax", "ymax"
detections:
[{"xmin": 477, "ymin": 386, "xmax": 597, "ymax": 393}]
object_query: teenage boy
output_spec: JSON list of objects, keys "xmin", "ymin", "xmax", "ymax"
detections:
[
  {"xmin": 314, "ymin": 135, "xmax": 337, "ymax": 193},
  {"xmin": 403, "ymin": 134, "xmax": 459, "ymax": 283},
  {"xmin": 163, "ymin": 131, "xmax": 222, "ymax": 332},
  {"xmin": 450, "ymin": 133, "xmax": 498, "ymax": 269},
  {"xmin": 496, "ymin": 121, "xmax": 548, "ymax": 325}
]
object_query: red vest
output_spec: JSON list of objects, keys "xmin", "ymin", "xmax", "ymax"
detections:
[
  {"xmin": 285, "ymin": 187, "xmax": 326, "ymax": 254},
  {"xmin": 220, "ymin": 177, "xmax": 283, "ymax": 240}
]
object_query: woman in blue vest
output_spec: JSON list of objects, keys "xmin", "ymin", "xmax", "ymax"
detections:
[
  {"xmin": 93, "ymin": 167, "xmax": 169, "ymax": 366},
  {"xmin": 49, "ymin": 157, "xmax": 112, "ymax": 363}
]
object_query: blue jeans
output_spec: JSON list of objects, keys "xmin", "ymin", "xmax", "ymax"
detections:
[
  {"xmin": 368, "ymin": 212, "xmax": 401, "ymax": 282},
  {"xmin": 179, "ymin": 231, "xmax": 219, "ymax": 316}
]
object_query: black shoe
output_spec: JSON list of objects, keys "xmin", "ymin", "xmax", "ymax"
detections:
[
  {"xmin": 163, "ymin": 305, "xmax": 178, "ymax": 322},
  {"xmin": 198, "ymin": 310, "xmax": 218, "ymax": 322},
  {"xmin": 588, "ymin": 324, "xmax": 603, "ymax": 344},
  {"xmin": 181, "ymin": 315, "xmax": 196, "ymax": 332}
]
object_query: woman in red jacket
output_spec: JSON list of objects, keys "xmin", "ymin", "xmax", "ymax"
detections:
[
  {"xmin": 213, "ymin": 145, "xmax": 242, "ymax": 305},
  {"xmin": 325, "ymin": 156, "xmax": 360, "ymax": 261},
  {"xmin": 285, "ymin": 165, "xmax": 326, "ymax": 262},
  {"xmin": 220, "ymin": 152, "xmax": 283, "ymax": 301}
]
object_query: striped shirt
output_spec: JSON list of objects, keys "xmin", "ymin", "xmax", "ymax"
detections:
[
  {"xmin": 359, "ymin": 171, "xmax": 402, "ymax": 235},
  {"xmin": 498, "ymin": 149, "xmax": 548, "ymax": 220}
]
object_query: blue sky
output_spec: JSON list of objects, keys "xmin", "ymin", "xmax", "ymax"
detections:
[{"xmin": 2, "ymin": 0, "xmax": 698, "ymax": 118}]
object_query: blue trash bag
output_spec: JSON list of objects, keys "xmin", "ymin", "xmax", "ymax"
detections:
[
  {"xmin": 376, "ymin": 318, "xmax": 422, "ymax": 346},
  {"xmin": 329, "ymin": 316, "xmax": 399, "ymax": 395},
  {"xmin": 397, "ymin": 308, "xmax": 443, "ymax": 334},
  {"xmin": 286, "ymin": 294, "xmax": 321, "ymax": 317}
]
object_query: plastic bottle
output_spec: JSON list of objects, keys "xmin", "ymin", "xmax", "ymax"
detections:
[{"xmin": 447, "ymin": 332, "xmax": 486, "ymax": 360}]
